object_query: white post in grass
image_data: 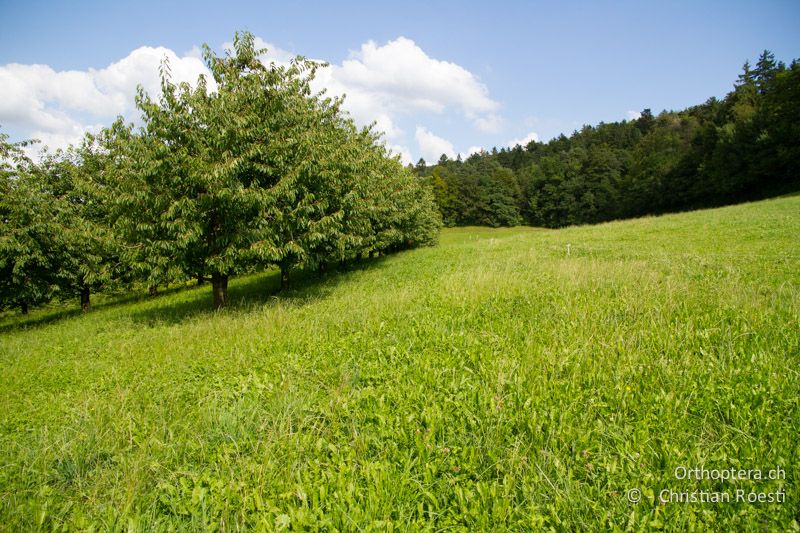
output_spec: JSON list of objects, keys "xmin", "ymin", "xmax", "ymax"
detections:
[{"xmin": 567, "ymin": 243, "xmax": 571, "ymax": 257}]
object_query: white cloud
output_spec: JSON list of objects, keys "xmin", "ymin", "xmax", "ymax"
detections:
[
  {"xmin": 185, "ymin": 45, "xmax": 204, "ymax": 60},
  {"xmin": 385, "ymin": 143, "xmax": 413, "ymax": 165},
  {"xmin": 0, "ymin": 47, "xmax": 211, "ymax": 154},
  {"xmin": 310, "ymin": 36, "xmax": 500, "ymax": 143},
  {"xmin": 27, "ymin": 123, "xmax": 105, "ymax": 157},
  {"xmin": 627, "ymin": 110, "xmax": 642, "ymax": 121},
  {"xmin": 94, "ymin": 47, "xmax": 211, "ymax": 110},
  {"xmin": 507, "ymin": 131, "xmax": 539, "ymax": 148},
  {"xmin": 1, "ymin": 35, "xmax": 502, "ymax": 163},
  {"xmin": 473, "ymin": 113, "xmax": 503, "ymax": 134},
  {"xmin": 415, "ymin": 126, "xmax": 456, "ymax": 162},
  {"xmin": 336, "ymin": 37, "xmax": 497, "ymax": 115}
]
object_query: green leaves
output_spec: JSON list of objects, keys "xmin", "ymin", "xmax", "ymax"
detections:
[
  {"xmin": 0, "ymin": 133, "xmax": 86, "ymax": 312},
  {"xmin": 106, "ymin": 31, "xmax": 440, "ymax": 308},
  {"xmin": 1, "ymin": 31, "xmax": 441, "ymax": 314},
  {"xmin": 422, "ymin": 50, "xmax": 799, "ymax": 230}
]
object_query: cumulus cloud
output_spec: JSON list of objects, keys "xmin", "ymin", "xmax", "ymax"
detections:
[
  {"xmin": 1, "ymin": 35, "xmax": 501, "ymax": 163},
  {"xmin": 223, "ymin": 35, "xmax": 500, "ymax": 146},
  {"xmin": 336, "ymin": 37, "xmax": 497, "ymax": 115},
  {"xmin": 473, "ymin": 114, "xmax": 503, "ymax": 134},
  {"xmin": 507, "ymin": 131, "xmax": 539, "ymax": 149},
  {"xmin": 0, "ymin": 47, "xmax": 211, "ymax": 154},
  {"xmin": 385, "ymin": 143, "xmax": 413, "ymax": 165},
  {"xmin": 311, "ymin": 36, "xmax": 501, "ymax": 143},
  {"xmin": 627, "ymin": 110, "xmax": 642, "ymax": 121},
  {"xmin": 415, "ymin": 126, "xmax": 456, "ymax": 162}
]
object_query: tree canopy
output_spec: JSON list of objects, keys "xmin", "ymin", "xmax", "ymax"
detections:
[
  {"xmin": 0, "ymin": 32, "xmax": 441, "ymax": 313},
  {"xmin": 418, "ymin": 50, "xmax": 800, "ymax": 228}
]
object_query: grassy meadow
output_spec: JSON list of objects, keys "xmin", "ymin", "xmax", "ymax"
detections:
[{"xmin": 1, "ymin": 195, "xmax": 798, "ymax": 531}]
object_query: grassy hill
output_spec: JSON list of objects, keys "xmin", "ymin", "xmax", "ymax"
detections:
[{"xmin": 1, "ymin": 195, "xmax": 798, "ymax": 530}]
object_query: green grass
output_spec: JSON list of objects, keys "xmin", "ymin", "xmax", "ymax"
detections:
[{"xmin": 1, "ymin": 196, "xmax": 798, "ymax": 531}]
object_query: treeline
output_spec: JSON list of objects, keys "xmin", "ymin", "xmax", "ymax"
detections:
[
  {"xmin": 0, "ymin": 33, "xmax": 441, "ymax": 314},
  {"xmin": 417, "ymin": 50, "xmax": 799, "ymax": 228}
]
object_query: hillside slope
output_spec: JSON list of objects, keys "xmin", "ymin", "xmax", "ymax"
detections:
[{"xmin": 1, "ymin": 196, "xmax": 798, "ymax": 530}]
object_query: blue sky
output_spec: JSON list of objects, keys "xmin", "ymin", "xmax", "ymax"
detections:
[{"xmin": 1, "ymin": 0, "xmax": 799, "ymax": 163}]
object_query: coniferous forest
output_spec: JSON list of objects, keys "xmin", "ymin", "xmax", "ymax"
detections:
[{"xmin": 416, "ymin": 51, "xmax": 799, "ymax": 228}]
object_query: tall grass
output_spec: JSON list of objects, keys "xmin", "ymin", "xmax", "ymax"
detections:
[{"xmin": 1, "ymin": 196, "xmax": 798, "ymax": 530}]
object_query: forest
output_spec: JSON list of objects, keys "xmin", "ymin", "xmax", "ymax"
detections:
[{"xmin": 416, "ymin": 51, "xmax": 799, "ymax": 228}]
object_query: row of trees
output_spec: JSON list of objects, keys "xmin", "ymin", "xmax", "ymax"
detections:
[
  {"xmin": 418, "ymin": 50, "xmax": 799, "ymax": 227},
  {"xmin": 1, "ymin": 33, "xmax": 441, "ymax": 313}
]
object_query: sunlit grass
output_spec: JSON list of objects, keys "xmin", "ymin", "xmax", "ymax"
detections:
[{"xmin": 1, "ymin": 196, "xmax": 798, "ymax": 530}]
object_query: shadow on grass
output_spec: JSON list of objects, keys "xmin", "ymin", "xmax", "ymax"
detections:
[
  {"xmin": 0, "ymin": 290, "xmax": 152, "ymax": 335},
  {"xmin": 0, "ymin": 307, "xmax": 85, "ymax": 335},
  {"xmin": 0, "ymin": 277, "xmax": 219, "ymax": 335},
  {"xmin": 0, "ymin": 255, "xmax": 397, "ymax": 333},
  {"xmin": 126, "ymin": 256, "xmax": 394, "ymax": 327}
]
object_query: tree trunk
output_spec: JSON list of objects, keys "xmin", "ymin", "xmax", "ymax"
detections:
[
  {"xmin": 280, "ymin": 267, "xmax": 290, "ymax": 291},
  {"xmin": 211, "ymin": 273, "xmax": 228, "ymax": 310},
  {"xmin": 148, "ymin": 286, "xmax": 158, "ymax": 297},
  {"xmin": 80, "ymin": 286, "xmax": 90, "ymax": 313},
  {"xmin": 20, "ymin": 301, "xmax": 29, "ymax": 315},
  {"xmin": 318, "ymin": 262, "xmax": 327, "ymax": 275}
]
